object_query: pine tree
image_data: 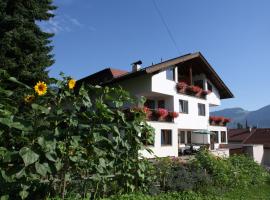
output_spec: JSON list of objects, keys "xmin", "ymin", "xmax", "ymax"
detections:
[{"xmin": 0, "ymin": 0, "xmax": 56, "ymax": 88}]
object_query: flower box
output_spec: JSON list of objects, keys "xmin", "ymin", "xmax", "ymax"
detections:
[{"xmin": 209, "ymin": 116, "xmax": 231, "ymax": 126}]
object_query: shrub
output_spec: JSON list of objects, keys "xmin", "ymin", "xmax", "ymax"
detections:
[
  {"xmin": 194, "ymin": 149, "xmax": 269, "ymax": 189},
  {"xmin": 152, "ymin": 157, "xmax": 212, "ymax": 193}
]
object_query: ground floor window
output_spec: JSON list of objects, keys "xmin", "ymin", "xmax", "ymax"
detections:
[
  {"xmin": 211, "ymin": 131, "xmax": 219, "ymax": 143},
  {"xmin": 161, "ymin": 129, "xmax": 172, "ymax": 146},
  {"xmin": 178, "ymin": 131, "xmax": 185, "ymax": 144},
  {"xmin": 187, "ymin": 131, "xmax": 191, "ymax": 144},
  {"xmin": 221, "ymin": 131, "xmax": 226, "ymax": 143}
]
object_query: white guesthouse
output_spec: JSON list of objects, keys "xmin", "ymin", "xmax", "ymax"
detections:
[{"xmin": 80, "ymin": 52, "xmax": 234, "ymax": 158}]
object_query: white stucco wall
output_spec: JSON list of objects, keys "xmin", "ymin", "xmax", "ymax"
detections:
[
  {"xmin": 151, "ymin": 70, "xmax": 177, "ymax": 96},
  {"xmin": 206, "ymin": 79, "xmax": 221, "ymax": 106},
  {"xmin": 140, "ymin": 121, "xmax": 178, "ymax": 158}
]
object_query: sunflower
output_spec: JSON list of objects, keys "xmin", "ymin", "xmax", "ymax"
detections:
[
  {"xmin": 24, "ymin": 94, "xmax": 35, "ymax": 103},
  {"xmin": 34, "ymin": 81, "xmax": 47, "ymax": 96},
  {"xmin": 68, "ymin": 79, "xmax": 76, "ymax": 89}
]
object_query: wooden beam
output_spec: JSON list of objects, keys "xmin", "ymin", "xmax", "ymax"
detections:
[{"xmin": 189, "ymin": 65, "xmax": 193, "ymax": 85}]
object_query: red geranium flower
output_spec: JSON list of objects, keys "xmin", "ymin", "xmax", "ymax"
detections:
[
  {"xmin": 169, "ymin": 111, "xmax": 179, "ymax": 118},
  {"xmin": 156, "ymin": 108, "xmax": 168, "ymax": 117}
]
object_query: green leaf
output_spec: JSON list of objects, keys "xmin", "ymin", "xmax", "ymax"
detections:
[
  {"xmin": 19, "ymin": 147, "xmax": 39, "ymax": 167},
  {"xmin": 55, "ymin": 159, "xmax": 63, "ymax": 171},
  {"xmin": 8, "ymin": 77, "xmax": 31, "ymax": 89},
  {"xmin": 19, "ymin": 190, "xmax": 29, "ymax": 200},
  {"xmin": 16, "ymin": 168, "xmax": 26, "ymax": 179},
  {"xmin": 35, "ymin": 162, "xmax": 50, "ymax": 176},
  {"xmin": 0, "ymin": 195, "xmax": 9, "ymax": 200},
  {"xmin": 45, "ymin": 152, "xmax": 56, "ymax": 162},
  {"xmin": 31, "ymin": 104, "xmax": 50, "ymax": 114}
]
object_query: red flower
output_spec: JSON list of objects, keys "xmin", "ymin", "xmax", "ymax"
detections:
[
  {"xmin": 191, "ymin": 85, "xmax": 202, "ymax": 93},
  {"xmin": 176, "ymin": 82, "xmax": 188, "ymax": 90},
  {"xmin": 156, "ymin": 108, "xmax": 168, "ymax": 117},
  {"xmin": 143, "ymin": 106, "xmax": 150, "ymax": 113},
  {"xmin": 224, "ymin": 118, "xmax": 231, "ymax": 123},
  {"xmin": 169, "ymin": 111, "xmax": 179, "ymax": 118}
]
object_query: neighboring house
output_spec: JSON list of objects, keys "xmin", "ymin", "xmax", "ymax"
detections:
[
  {"xmin": 79, "ymin": 52, "xmax": 234, "ymax": 158},
  {"xmin": 228, "ymin": 128, "xmax": 270, "ymax": 166}
]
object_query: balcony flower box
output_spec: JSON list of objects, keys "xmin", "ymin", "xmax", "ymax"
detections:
[
  {"xmin": 169, "ymin": 111, "xmax": 179, "ymax": 118},
  {"xmin": 209, "ymin": 116, "xmax": 231, "ymax": 126},
  {"xmin": 176, "ymin": 82, "xmax": 188, "ymax": 93}
]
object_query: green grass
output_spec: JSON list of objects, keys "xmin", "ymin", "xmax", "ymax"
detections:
[
  {"xmin": 48, "ymin": 182, "xmax": 270, "ymax": 200},
  {"xmin": 102, "ymin": 183, "xmax": 270, "ymax": 200},
  {"xmin": 221, "ymin": 183, "xmax": 270, "ymax": 200}
]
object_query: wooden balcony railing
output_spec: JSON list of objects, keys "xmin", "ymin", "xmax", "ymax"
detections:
[{"xmin": 176, "ymin": 82, "xmax": 211, "ymax": 99}]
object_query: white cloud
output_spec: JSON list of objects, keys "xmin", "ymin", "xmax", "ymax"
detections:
[{"xmin": 38, "ymin": 14, "xmax": 94, "ymax": 34}]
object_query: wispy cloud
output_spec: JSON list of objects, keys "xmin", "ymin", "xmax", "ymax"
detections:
[{"xmin": 38, "ymin": 14, "xmax": 95, "ymax": 34}]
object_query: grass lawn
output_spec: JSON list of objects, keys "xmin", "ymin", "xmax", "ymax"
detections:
[{"xmin": 220, "ymin": 183, "xmax": 270, "ymax": 200}]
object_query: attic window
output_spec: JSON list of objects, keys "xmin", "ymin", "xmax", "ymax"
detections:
[{"xmin": 166, "ymin": 67, "xmax": 175, "ymax": 81}]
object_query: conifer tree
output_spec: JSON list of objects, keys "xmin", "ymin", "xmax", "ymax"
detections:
[{"xmin": 0, "ymin": 0, "xmax": 56, "ymax": 88}]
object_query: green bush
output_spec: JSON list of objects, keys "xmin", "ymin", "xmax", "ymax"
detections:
[
  {"xmin": 194, "ymin": 149, "xmax": 269, "ymax": 189},
  {"xmin": 0, "ymin": 73, "xmax": 155, "ymax": 199},
  {"xmin": 152, "ymin": 157, "xmax": 212, "ymax": 193}
]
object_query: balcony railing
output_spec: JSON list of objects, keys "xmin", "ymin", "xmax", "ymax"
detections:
[
  {"xmin": 209, "ymin": 116, "xmax": 231, "ymax": 126},
  {"xmin": 144, "ymin": 108, "xmax": 179, "ymax": 123},
  {"xmin": 176, "ymin": 82, "xmax": 211, "ymax": 99}
]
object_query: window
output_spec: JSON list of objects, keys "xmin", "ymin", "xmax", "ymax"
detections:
[
  {"xmin": 207, "ymin": 81, "xmax": 212, "ymax": 92},
  {"xmin": 179, "ymin": 100, "xmax": 188, "ymax": 114},
  {"xmin": 211, "ymin": 131, "xmax": 219, "ymax": 143},
  {"xmin": 145, "ymin": 99, "xmax": 155, "ymax": 109},
  {"xmin": 161, "ymin": 129, "xmax": 172, "ymax": 146},
  {"xmin": 187, "ymin": 131, "xmax": 192, "ymax": 144},
  {"xmin": 198, "ymin": 103, "xmax": 206, "ymax": 116},
  {"xmin": 178, "ymin": 131, "xmax": 185, "ymax": 144},
  {"xmin": 166, "ymin": 67, "xmax": 175, "ymax": 81},
  {"xmin": 158, "ymin": 100, "xmax": 165, "ymax": 108},
  {"xmin": 194, "ymin": 80, "xmax": 204, "ymax": 89},
  {"xmin": 221, "ymin": 131, "xmax": 226, "ymax": 143}
]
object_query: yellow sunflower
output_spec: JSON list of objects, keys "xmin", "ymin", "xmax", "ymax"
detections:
[
  {"xmin": 24, "ymin": 94, "xmax": 35, "ymax": 103},
  {"xmin": 68, "ymin": 79, "xmax": 76, "ymax": 89},
  {"xmin": 34, "ymin": 81, "xmax": 47, "ymax": 96}
]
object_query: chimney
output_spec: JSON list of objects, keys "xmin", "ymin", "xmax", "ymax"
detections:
[{"xmin": 131, "ymin": 60, "xmax": 142, "ymax": 72}]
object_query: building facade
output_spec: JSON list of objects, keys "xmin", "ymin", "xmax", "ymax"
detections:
[{"xmin": 80, "ymin": 52, "xmax": 234, "ymax": 158}]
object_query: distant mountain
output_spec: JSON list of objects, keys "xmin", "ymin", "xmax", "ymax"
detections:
[{"xmin": 211, "ymin": 105, "xmax": 270, "ymax": 128}]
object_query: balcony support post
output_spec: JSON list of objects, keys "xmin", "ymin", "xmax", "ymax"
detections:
[{"xmin": 189, "ymin": 65, "xmax": 193, "ymax": 85}]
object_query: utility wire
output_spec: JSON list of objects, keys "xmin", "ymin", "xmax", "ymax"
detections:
[{"xmin": 152, "ymin": 0, "xmax": 180, "ymax": 54}]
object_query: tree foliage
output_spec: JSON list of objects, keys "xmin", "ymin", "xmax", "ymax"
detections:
[
  {"xmin": 0, "ymin": 0, "xmax": 56, "ymax": 89},
  {"xmin": 0, "ymin": 72, "xmax": 154, "ymax": 199}
]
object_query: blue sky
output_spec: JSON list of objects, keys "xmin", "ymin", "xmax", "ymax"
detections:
[{"xmin": 42, "ymin": 0, "xmax": 270, "ymax": 111}]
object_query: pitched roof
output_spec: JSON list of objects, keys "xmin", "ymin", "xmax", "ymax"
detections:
[
  {"xmin": 228, "ymin": 128, "xmax": 270, "ymax": 145},
  {"xmin": 79, "ymin": 52, "xmax": 234, "ymax": 99},
  {"xmin": 228, "ymin": 128, "xmax": 254, "ymax": 143}
]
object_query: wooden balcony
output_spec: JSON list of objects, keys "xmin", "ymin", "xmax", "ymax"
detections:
[
  {"xmin": 176, "ymin": 82, "xmax": 210, "ymax": 99},
  {"xmin": 145, "ymin": 108, "xmax": 179, "ymax": 123},
  {"xmin": 209, "ymin": 116, "xmax": 231, "ymax": 127}
]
